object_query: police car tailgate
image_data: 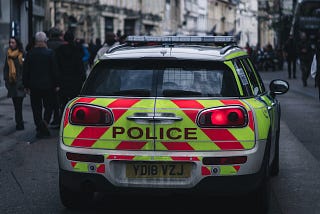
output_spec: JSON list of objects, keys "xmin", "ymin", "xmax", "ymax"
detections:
[
  {"xmin": 62, "ymin": 97, "xmax": 255, "ymax": 151},
  {"xmin": 60, "ymin": 97, "xmax": 258, "ymax": 185}
]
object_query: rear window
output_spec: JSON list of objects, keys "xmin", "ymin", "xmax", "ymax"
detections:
[{"xmin": 81, "ymin": 59, "xmax": 240, "ymax": 97}]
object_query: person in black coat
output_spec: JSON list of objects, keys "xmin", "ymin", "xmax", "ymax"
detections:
[
  {"xmin": 55, "ymin": 30, "xmax": 86, "ymax": 115},
  {"xmin": 315, "ymin": 30, "xmax": 320, "ymax": 100},
  {"xmin": 297, "ymin": 32, "xmax": 313, "ymax": 86},
  {"xmin": 47, "ymin": 27, "xmax": 65, "ymax": 128},
  {"xmin": 23, "ymin": 31, "xmax": 60, "ymax": 138},
  {"xmin": 283, "ymin": 34, "xmax": 297, "ymax": 79}
]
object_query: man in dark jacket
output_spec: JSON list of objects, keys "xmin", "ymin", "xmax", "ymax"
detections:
[
  {"xmin": 23, "ymin": 31, "xmax": 60, "ymax": 138},
  {"xmin": 297, "ymin": 32, "xmax": 313, "ymax": 86},
  {"xmin": 283, "ymin": 34, "xmax": 297, "ymax": 79},
  {"xmin": 55, "ymin": 30, "xmax": 86, "ymax": 114},
  {"xmin": 315, "ymin": 30, "xmax": 320, "ymax": 100},
  {"xmin": 47, "ymin": 27, "xmax": 65, "ymax": 128}
]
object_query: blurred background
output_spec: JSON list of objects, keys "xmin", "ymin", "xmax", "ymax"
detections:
[{"xmin": 0, "ymin": 0, "xmax": 319, "ymax": 71}]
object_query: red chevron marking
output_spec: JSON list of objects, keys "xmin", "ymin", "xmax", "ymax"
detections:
[
  {"xmin": 75, "ymin": 97, "xmax": 96, "ymax": 103},
  {"xmin": 233, "ymin": 165, "xmax": 240, "ymax": 172},
  {"xmin": 107, "ymin": 155, "xmax": 135, "ymax": 160},
  {"xmin": 171, "ymin": 156, "xmax": 200, "ymax": 161},
  {"xmin": 63, "ymin": 108, "xmax": 70, "ymax": 128},
  {"xmin": 202, "ymin": 129, "xmax": 244, "ymax": 150},
  {"xmin": 161, "ymin": 142, "xmax": 194, "ymax": 151},
  {"xmin": 116, "ymin": 141, "xmax": 147, "ymax": 150},
  {"xmin": 72, "ymin": 127, "xmax": 109, "ymax": 147},
  {"xmin": 97, "ymin": 164, "xmax": 106, "ymax": 173},
  {"xmin": 107, "ymin": 98, "xmax": 140, "ymax": 120},
  {"xmin": 201, "ymin": 166, "xmax": 211, "ymax": 175}
]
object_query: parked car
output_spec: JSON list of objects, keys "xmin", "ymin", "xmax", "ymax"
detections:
[{"xmin": 58, "ymin": 36, "xmax": 289, "ymax": 213}]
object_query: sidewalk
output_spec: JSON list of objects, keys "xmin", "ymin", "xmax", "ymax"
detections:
[
  {"xmin": 0, "ymin": 65, "xmax": 36, "ymax": 144},
  {"xmin": 0, "ymin": 82, "xmax": 37, "ymax": 152}
]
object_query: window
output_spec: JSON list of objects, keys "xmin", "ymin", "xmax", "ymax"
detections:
[
  {"xmin": 233, "ymin": 59, "xmax": 251, "ymax": 96},
  {"xmin": 124, "ymin": 19, "xmax": 135, "ymax": 36},
  {"xmin": 241, "ymin": 58, "xmax": 262, "ymax": 95},
  {"xmin": 82, "ymin": 60, "xmax": 239, "ymax": 98},
  {"xmin": 161, "ymin": 69, "xmax": 224, "ymax": 97},
  {"xmin": 105, "ymin": 17, "xmax": 114, "ymax": 33}
]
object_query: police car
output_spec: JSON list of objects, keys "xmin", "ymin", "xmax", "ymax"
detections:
[{"xmin": 58, "ymin": 36, "xmax": 289, "ymax": 212}]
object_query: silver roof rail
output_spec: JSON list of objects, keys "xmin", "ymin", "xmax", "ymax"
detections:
[{"xmin": 126, "ymin": 35, "xmax": 237, "ymax": 44}]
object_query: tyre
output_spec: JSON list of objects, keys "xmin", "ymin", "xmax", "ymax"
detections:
[
  {"xmin": 249, "ymin": 132, "xmax": 271, "ymax": 213},
  {"xmin": 59, "ymin": 175, "xmax": 94, "ymax": 209},
  {"xmin": 249, "ymin": 156, "xmax": 270, "ymax": 213},
  {"xmin": 270, "ymin": 128, "xmax": 280, "ymax": 176},
  {"xmin": 250, "ymin": 176, "xmax": 270, "ymax": 214},
  {"xmin": 271, "ymin": 109, "xmax": 281, "ymax": 176}
]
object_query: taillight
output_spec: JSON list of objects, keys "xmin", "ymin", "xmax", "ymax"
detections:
[
  {"xmin": 70, "ymin": 104, "xmax": 113, "ymax": 126},
  {"xmin": 197, "ymin": 106, "xmax": 247, "ymax": 128}
]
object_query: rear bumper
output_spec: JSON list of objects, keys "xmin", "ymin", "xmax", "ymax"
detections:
[
  {"xmin": 60, "ymin": 167, "xmax": 264, "ymax": 196},
  {"xmin": 58, "ymin": 138, "xmax": 268, "ymax": 195}
]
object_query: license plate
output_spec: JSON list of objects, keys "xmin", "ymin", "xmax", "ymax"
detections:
[{"xmin": 126, "ymin": 162, "xmax": 191, "ymax": 178}]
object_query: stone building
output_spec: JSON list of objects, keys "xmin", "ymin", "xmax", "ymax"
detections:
[
  {"xmin": 49, "ymin": 0, "xmax": 164, "ymax": 43},
  {"xmin": 207, "ymin": 0, "xmax": 237, "ymax": 36},
  {"xmin": 0, "ymin": 0, "xmax": 297, "ymax": 64},
  {"xmin": 236, "ymin": 0, "xmax": 259, "ymax": 47},
  {"xmin": 0, "ymin": 0, "xmax": 46, "ymax": 74}
]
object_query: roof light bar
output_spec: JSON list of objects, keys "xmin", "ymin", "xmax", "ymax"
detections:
[{"xmin": 126, "ymin": 36, "xmax": 236, "ymax": 44}]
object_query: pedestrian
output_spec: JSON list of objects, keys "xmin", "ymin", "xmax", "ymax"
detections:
[
  {"xmin": 244, "ymin": 42, "xmax": 252, "ymax": 57},
  {"xmin": 297, "ymin": 32, "xmax": 313, "ymax": 86},
  {"xmin": 79, "ymin": 38, "xmax": 90, "ymax": 74},
  {"xmin": 118, "ymin": 34, "xmax": 127, "ymax": 45},
  {"xmin": 3, "ymin": 36, "xmax": 26, "ymax": 130},
  {"xmin": 55, "ymin": 30, "xmax": 86, "ymax": 114},
  {"xmin": 94, "ymin": 32, "xmax": 119, "ymax": 62},
  {"xmin": 23, "ymin": 31, "xmax": 60, "ymax": 138},
  {"xmin": 47, "ymin": 27, "xmax": 64, "ymax": 50},
  {"xmin": 25, "ymin": 36, "xmax": 35, "ymax": 53},
  {"xmin": 283, "ymin": 34, "xmax": 297, "ymax": 79},
  {"xmin": 314, "ymin": 30, "xmax": 320, "ymax": 100},
  {"xmin": 47, "ymin": 27, "xmax": 65, "ymax": 128},
  {"xmin": 88, "ymin": 38, "xmax": 102, "ymax": 67}
]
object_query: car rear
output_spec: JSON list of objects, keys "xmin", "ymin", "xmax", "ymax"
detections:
[
  {"xmin": 59, "ymin": 57, "xmax": 268, "ymax": 183},
  {"xmin": 58, "ymin": 37, "xmax": 273, "ymax": 212}
]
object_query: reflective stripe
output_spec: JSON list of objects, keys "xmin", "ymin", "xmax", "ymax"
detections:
[
  {"xmin": 201, "ymin": 165, "xmax": 240, "ymax": 176},
  {"xmin": 71, "ymin": 162, "xmax": 105, "ymax": 173},
  {"xmin": 63, "ymin": 98, "xmax": 257, "ymax": 151},
  {"xmin": 224, "ymin": 51, "xmax": 247, "ymax": 60},
  {"xmin": 71, "ymin": 162, "xmax": 88, "ymax": 172}
]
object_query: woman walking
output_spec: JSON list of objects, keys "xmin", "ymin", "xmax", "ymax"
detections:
[{"xmin": 3, "ymin": 37, "xmax": 26, "ymax": 130}]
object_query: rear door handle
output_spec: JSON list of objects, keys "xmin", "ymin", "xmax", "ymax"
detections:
[{"xmin": 127, "ymin": 113, "xmax": 182, "ymax": 124}]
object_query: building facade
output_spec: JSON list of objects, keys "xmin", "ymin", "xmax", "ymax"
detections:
[
  {"xmin": 236, "ymin": 0, "xmax": 258, "ymax": 47},
  {"xmin": 207, "ymin": 0, "xmax": 237, "ymax": 36},
  {"xmin": 0, "ymin": 0, "xmax": 47, "ymax": 74},
  {"xmin": 0, "ymin": 0, "xmax": 297, "ymax": 63}
]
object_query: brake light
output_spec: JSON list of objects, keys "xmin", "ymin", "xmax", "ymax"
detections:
[
  {"xmin": 70, "ymin": 104, "xmax": 113, "ymax": 126},
  {"xmin": 197, "ymin": 106, "xmax": 247, "ymax": 127}
]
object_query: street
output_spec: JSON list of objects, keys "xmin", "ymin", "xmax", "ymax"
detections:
[{"xmin": 0, "ymin": 64, "xmax": 320, "ymax": 213}]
